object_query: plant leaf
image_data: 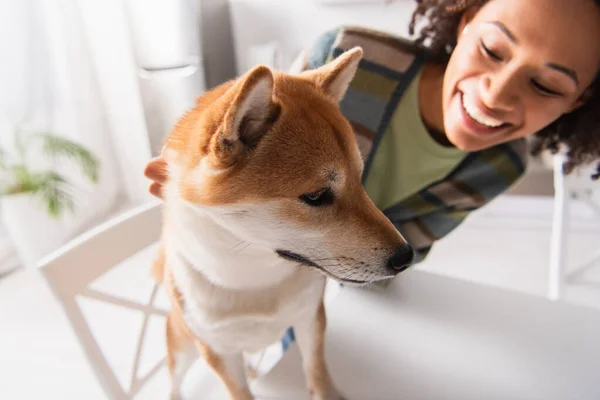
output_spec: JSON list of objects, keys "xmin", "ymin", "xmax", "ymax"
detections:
[
  {"xmin": 33, "ymin": 133, "xmax": 100, "ymax": 183},
  {"xmin": 35, "ymin": 172, "xmax": 75, "ymax": 218},
  {"xmin": 0, "ymin": 166, "xmax": 46, "ymax": 195},
  {"xmin": 0, "ymin": 168, "xmax": 75, "ymax": 218}
]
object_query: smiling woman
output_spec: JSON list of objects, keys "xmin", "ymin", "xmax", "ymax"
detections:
[{"xmin": 410, "ymin": 0, "xmax": 600, "ymax": 174}]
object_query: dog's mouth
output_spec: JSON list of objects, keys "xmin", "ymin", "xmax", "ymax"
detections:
[
  {"xmin": 275, "ymin": 249, "xmax": 367, "ymax": 284},
  {"xmin": 276, "ymin": 250, "xmax": 319, "ymax": 267}
]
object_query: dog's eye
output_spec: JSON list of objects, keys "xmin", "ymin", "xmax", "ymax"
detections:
[{"xmin": 299, "ymin": 189, "xmax": 333, "ymax": 207}]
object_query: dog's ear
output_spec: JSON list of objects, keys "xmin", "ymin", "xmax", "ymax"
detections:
[
  {"xmin": 303, "ymin": 46, "xmax": 363, "ymax": 102},
  {"xmin": 212, "ymin": 65, "xmax": 280, "ymax": 167}
]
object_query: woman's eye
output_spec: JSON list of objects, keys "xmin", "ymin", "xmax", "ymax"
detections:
[
  {"xmin": 480, "ymin": 40, "xmax": 502, "ymax": 61},
  {"xmin": 299, "ymin": 189, "xmax": 334, "ymax": 207},
  {"xmin": 531, "ymin": 80, "xmax": 563, "ymax": 97}
]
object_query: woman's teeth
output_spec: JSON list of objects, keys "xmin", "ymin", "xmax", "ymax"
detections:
[{"xmin": 461, "ymin": 93, "xmax": 504, "ymax": 128}]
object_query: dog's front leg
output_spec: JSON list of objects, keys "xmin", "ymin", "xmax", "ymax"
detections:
[
  {"xmin": 295, "ymin": 301, "xmax": 345, "ymax": 400},
  {"xmin": 194, "ymin": 340, "xmax": 253, "ymax": 400}
]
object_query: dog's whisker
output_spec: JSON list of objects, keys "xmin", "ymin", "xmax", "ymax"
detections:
[
  {"xmin": 313, "ymin": 256, "xmax": 345, "ymax": 262},
  {"xmin": 337, "ymin": 263, "xmax": 357, "ymax": 281},
  {"xmin": 230, "ymin": 241, "xmax": 246, "ymax": 251},
  {"xmin": 315, "ymin": 261, "xmax": 344, "ymax": 267},
  {"xmin": 318, "ymin": 264, "xmax": 346, "ymax": 269},
  {"xmin": 235, "ymin": 242, "xmax": 252, "ymax": 254}
]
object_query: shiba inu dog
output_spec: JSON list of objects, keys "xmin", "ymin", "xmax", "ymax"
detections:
[{"xmin": 144, "ymin": 47, "xmax": 414, "ymax": 400}]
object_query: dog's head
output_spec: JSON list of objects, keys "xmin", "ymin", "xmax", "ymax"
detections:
[{"xmin": 151, "ymin": 47, "xmax": 414, "ymax": 285}]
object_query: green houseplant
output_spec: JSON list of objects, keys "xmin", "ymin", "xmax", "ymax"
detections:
[
  {"xmin": 0, "ymin": 131, "xmax": 99, "ymax": 218},
  {"xmin": 0, "ymin": 130, "xmax": 100, "ymax": 268}
]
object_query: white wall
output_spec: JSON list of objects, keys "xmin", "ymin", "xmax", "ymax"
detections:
[
  {"xmin": 198, "ymin": 0, "xmax": 238, "ymax": 88},
  {"xmin": 228, "ymin": 0, "xmax": 417, "ymax": 74}
]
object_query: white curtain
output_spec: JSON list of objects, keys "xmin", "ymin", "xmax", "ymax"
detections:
[{"xmin": 0, "ymin": 0, "xmax": 154, "ymax": 268}]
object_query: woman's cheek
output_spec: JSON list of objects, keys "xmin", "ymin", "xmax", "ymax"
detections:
[
  {"xmin": 452, "ymin": 42, "xmax": 486, "ymax": 84},
  {"xmin": 527, "ymin": 100, "xmax": 570, "ymax": 134}
]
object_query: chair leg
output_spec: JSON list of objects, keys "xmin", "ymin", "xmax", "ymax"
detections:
[{"xmin": 549, "ymin": 154, "xmax": 569, "ymax": 301}]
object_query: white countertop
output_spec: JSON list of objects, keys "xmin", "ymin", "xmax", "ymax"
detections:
[{"xmin": 253, "ymin": 270, "xmax": 600, "ymax": 400}]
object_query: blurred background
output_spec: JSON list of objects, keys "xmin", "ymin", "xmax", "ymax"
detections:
[{"xmin": 1, "ymin": 0, "xmax": 599, "ymax": 399}]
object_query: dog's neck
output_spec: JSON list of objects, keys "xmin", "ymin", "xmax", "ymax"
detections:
[{"xmin": 163, "ymin": 187, "xmax": 299, "ymax": 291}]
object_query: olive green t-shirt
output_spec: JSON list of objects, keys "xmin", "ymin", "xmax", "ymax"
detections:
[{"xmin": 364, "ymin": 68, "xmax": 467, "ymax": 211}]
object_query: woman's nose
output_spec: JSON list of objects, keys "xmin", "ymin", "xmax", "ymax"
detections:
[{"xmin": 480, "ymin": 69, "xmax": 519, "ymax": 112}]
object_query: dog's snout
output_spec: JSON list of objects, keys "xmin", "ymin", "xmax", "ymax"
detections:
[{"xmin": 387, "ymin": 245, "xmax": 414, "ymax": 274}]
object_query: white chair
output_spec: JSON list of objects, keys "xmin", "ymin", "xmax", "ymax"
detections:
[
  {"xmin": 549, "ymin": 153, "xmax": 600, "ymax": 300},
  {"xmin": 36, "ymin": 200, "xmax": 283, "ymax": 399},
  {"xmin": 37, "ymin": 201, "xmax": 168, "ymax": 399}
]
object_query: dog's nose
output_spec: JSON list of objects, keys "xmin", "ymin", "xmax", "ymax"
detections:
[{"xmin": 387, "ymin": 245, "xmax": 414, "ymax": 274}]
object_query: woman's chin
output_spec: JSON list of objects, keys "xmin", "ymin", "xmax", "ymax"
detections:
[
  {"xmin": 444, "ymin": 128, "xmax": 489, "ymax": 152},
  {"xmin": 445, "ymin": 121, "xmax": 519, "ymax": 152}
]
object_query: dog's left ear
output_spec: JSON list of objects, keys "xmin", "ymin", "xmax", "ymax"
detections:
[
  {"xmin": 302, "ymin": 46, "xmax": 363, "ymax": 103},
  {"xmin": 212, "ymin": 65, "xmax": 280, "ymax": 167}
]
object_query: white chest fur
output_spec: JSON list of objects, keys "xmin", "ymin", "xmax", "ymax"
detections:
[
  {"xmin": 162, "ymin": 185, "xmax": 326, "ymax": 354},
  {"xmin": 169, "ymin": 248, "xmax": 325, "ymax": 353}
]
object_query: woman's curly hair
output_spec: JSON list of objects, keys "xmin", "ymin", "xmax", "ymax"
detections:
[{"xmin": 408, "ymin": 0, "xmax": 600, "ymax": 179}]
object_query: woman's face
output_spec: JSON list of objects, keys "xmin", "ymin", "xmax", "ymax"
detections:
[{"xmin": 442, "ymin": 0, "xmax": 600, "ymax": 152}]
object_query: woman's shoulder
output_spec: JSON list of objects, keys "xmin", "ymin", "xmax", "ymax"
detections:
[{"xmin": 306, "ymin": 25, "xmax": 433, "ymax": 70}]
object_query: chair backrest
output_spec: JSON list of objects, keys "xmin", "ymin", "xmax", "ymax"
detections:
[{"xmin": 38, "ymin": 200, "xmax": 165, "ymax": 399}]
